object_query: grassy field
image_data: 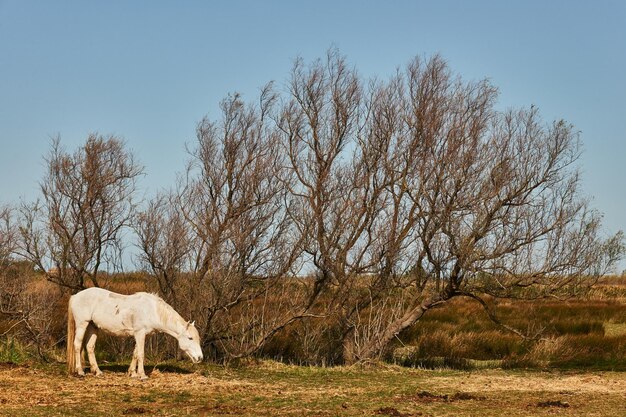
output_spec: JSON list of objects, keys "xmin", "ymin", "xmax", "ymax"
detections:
[
  {"xmin": 3, "ymin": 277, "xmax": 626, "ymax": 416},
  {"xmin": 389, "ymin": 293, "xmax": 626, "ymax": 371},
  {"xmin": 1, "ymin": 360, "xmax": 626, "ymax": 416}
]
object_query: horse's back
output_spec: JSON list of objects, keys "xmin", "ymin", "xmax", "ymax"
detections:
[
  {"xmin": 70, "ymin": 288, "xmax": 126, "ymax": 321},
  {"xmin": 70, "ymin": 287, "xmax": 112, "ymax": 307},
  {"xmin": 71, "ymin": 288, "xmax": 158, "ymax": 335}
]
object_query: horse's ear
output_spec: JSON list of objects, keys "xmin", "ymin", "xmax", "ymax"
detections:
[{"xmin": 191, "ymin": 320, "xmax": 195, "ymax": 327}]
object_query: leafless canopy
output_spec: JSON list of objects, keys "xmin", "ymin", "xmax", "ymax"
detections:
[
  {"xmin": 276, "ymin": 51, "xmax": 623, "ymax": 362},
  {"xmin": 19, "ymin": 135, "xmax": 143, "ymax": 291},
  {"xmin": 136, "ymin": 89, "xmax": 309, "ymax": 358},
  {"xmin": 136, "ymin": 51, "xmax": 622, "ymax": 363}
]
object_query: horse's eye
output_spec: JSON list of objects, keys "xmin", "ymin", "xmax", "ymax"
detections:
[{"xmin": 188, "ymin": 337, "xmax": 193, "ymax": 340}]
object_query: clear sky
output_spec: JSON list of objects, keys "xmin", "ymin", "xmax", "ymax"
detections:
[{"xmin": 1, "ymin": 1, "xmax": 625, "ymax": 269}]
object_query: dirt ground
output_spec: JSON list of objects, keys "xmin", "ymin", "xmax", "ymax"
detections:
[{"xmin": 1, "ymin": 361, "xmax": 626, "ymax": 416}]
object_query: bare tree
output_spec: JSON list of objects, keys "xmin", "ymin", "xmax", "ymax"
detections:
[
  {"xmin": 348, "ymin": 56, "xmax": 623, "ymax": 361},
  {"xmin": 1, "ymin": 207, "xmax": 65, "ymax": 359},
  {"xmin": 278, "ymin": 52, "xmax": 623, "ymax": 363},
  {"xmin": 0, "ymin": 208, "xmax": 18, "ymax": 316},
  {"xmin": 0, "ymin": 206, "xmax": 22, "ymax": 321},
  {"xmin": 138, "ymin": 50, "xmax": 622, "ymax": 364},
  {"xmin": 19, "ymin": 135, "xmax": 143, "ymax": 291},
  {"xmin": 136, "ymin": 194, "xmax": 192, "ymax": 303},
  {"xmin": 137, "ymin": 88, "xmax": 309, "ymax": 359},
  {"xmin": 0, "ymin": 207, "xmax": 15, "ymax": 271},
  {"xmin": 277, "ymin": 50, "xmax": 397, "ymax": 362}
]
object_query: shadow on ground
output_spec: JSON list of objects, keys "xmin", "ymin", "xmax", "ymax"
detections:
[{"xmin": 98, "ymin": 363, "xmax": 193, "ymax": 374}]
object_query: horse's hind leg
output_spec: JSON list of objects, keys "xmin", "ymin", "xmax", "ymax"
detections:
[
  {"xmin": 85, "ymin": 324, "xmax": 102, "ymax": 376},
  {"xmin": 73, "ymin": 321, "xmax": 90, "ymax": 376}
]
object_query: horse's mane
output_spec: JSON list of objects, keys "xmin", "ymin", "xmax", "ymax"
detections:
[
  {"xmin": 148, "ymin": 292, "xmax": 165, "ymax": 302},
  {"xmin": 153, "ymin": 294, "xmax": 185, "ymax": 330}
]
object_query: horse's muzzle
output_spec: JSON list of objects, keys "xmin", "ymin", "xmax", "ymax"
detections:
[{"xmin": 189, "ymin": 353, "xmax": 203, "ymax": 364}]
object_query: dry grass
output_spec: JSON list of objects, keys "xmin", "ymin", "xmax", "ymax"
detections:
[
  {"xmin": 393, "ymin": 294, "xmax": 626, "ymax": 370},
  {"xmin": 1, "ymin": 360, "xmax": 626, "ymax": 416},
  {"xmin": 603, "ymin": 322, "xmax": 626, "ymax": 337}
]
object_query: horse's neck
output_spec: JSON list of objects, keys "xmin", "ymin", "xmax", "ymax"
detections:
[{"xmin": 156, "ymin": 302, "xmax": 186, "ymax": 337}]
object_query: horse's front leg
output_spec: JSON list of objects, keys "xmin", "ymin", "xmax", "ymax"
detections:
[
  {"xmin": 133, "ymin": 330, "xmax": 148, "ymax": 380},
  {"xmin": 127, "ymin": 343, "xmax": 138, "ymax": 378}
]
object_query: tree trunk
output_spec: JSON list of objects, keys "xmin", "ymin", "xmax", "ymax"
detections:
[
  {"xmin": 355, "ymin": 298, "xmax": 444, "ymax": 362},
  {"xmin": 342, "ymin": 328, "xmax": 357, "ymax": 365}
]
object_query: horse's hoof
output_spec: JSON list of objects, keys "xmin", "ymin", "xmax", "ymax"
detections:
[
  {"xmin": 94, "ymin": 371, "xmax": 103, "ymax": 377},
  {"xmin": 139, "ymin": 375, "xmax": 149, "ymax": 381}
]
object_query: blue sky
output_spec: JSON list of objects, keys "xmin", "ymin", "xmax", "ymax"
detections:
[{"xmin": 1, "ymin": 1, "xmax": 625, "ymax": 269}]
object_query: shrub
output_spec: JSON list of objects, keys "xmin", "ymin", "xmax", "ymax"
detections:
[{"xmin": 0, "ymin": 338, "xmax": 28, "ymax": 364}]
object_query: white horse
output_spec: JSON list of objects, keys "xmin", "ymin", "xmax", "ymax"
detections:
[{"xmin": 67, "ymin": 287, "xmax": 203, "ymax": 380}]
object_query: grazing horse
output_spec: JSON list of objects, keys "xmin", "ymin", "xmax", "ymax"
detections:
[{"xmin": 67, "ymin": 287, "xmax": 203, "ymax": 379}]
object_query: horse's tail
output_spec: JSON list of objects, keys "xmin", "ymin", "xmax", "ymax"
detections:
[{"xmin": 66, "ymin": 296, "xmax": 76, "ymax": 375}]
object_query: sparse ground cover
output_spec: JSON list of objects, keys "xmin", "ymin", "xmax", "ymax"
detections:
[{"xmin": 1, "ymin": 361, "xmax": 626, "ymax": 416}]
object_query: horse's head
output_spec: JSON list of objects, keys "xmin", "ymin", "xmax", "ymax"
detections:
[{"xmin": 177, "ymin": 321, "xmax": 203, "ymax": 363}]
